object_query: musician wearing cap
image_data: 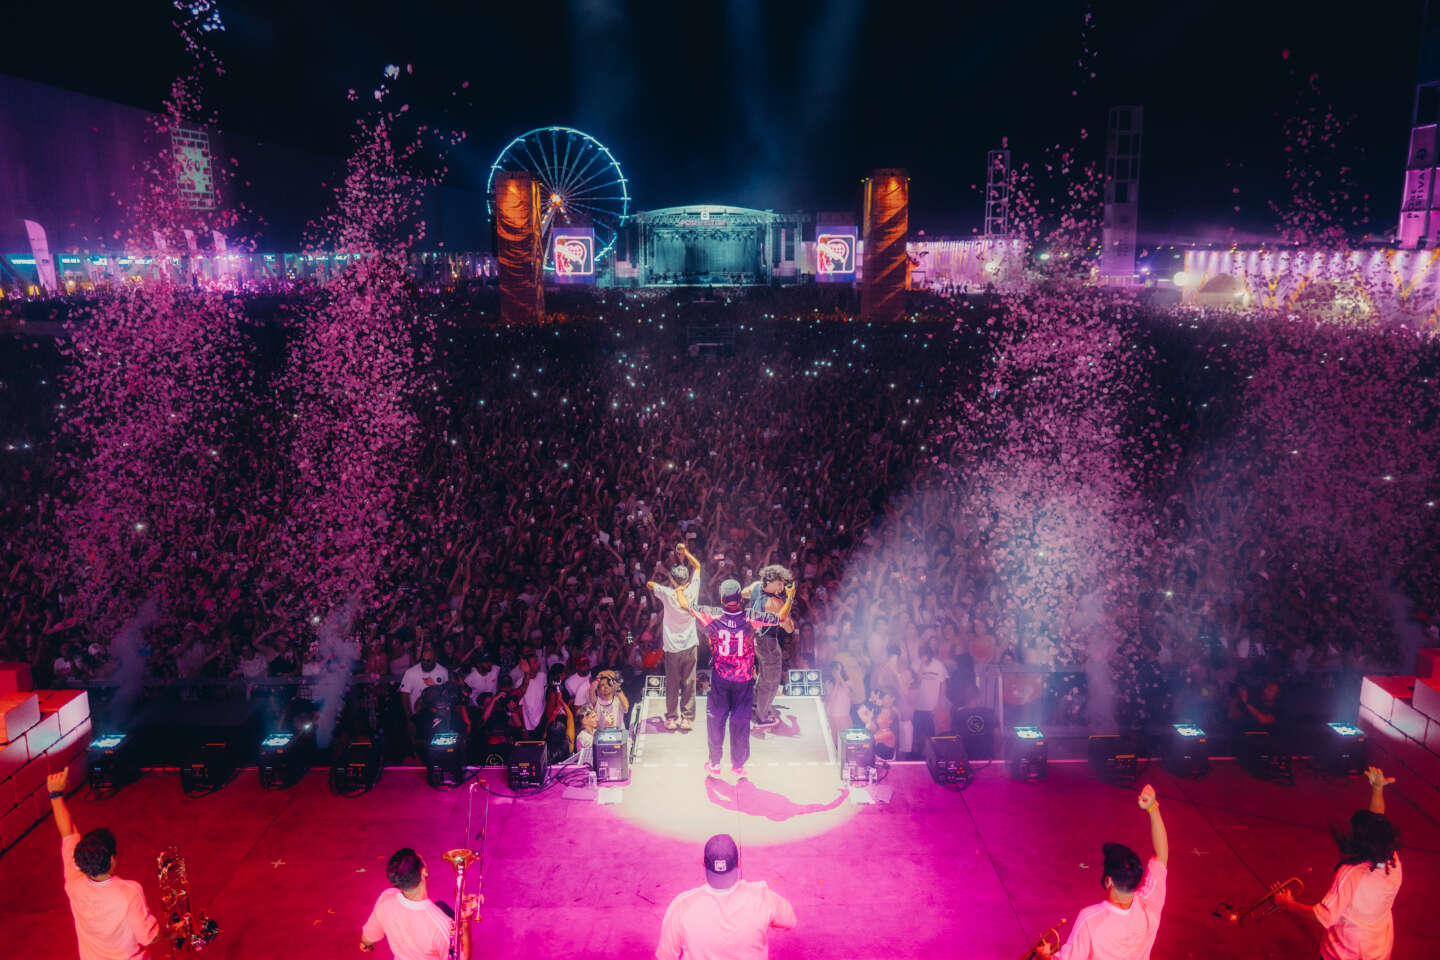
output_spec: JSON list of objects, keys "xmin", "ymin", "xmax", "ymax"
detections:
[
  {"xmin": 675, "ymin": 578, "xmax": 794, "ymax": 778},
  {"xmin": 647, "ymin": 542, "xmax": 703, "ymax": 731},
  {"xmin": 1273, "ymin": 766, "xmax": 1403, "ymax": 960},
  {"xmin": 360, "ymin": 847, "xmax": 477, "ymax": 960},
  {"xmin": 1036, "ymin": 784, "xmax": 1169, "ymax": 959},
  {"xmin": 656, "ymin": 833, "xmax": 796, "ymax": 960}
]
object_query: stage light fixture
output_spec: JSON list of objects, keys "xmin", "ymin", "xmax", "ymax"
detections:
[
  {"xmin": 258, "ymin": 732, "xmax": 308, "ymax": 789},
  {"xmin": 1006, "ymin": 725, "xmax": 1048, "ymax": 781},
  {"xmin": 644, "ymin": 675, "xmax": 666, "ymax": 699},
  {"xmin": 593, "ymin": 728, "xmax": 630, "ymax": 783},
  {"xmin": 1088, "ymin": 733, "xmax": 1139, "ymax": 786},
  {"xmin": 181, "ymin": 741, "xmax": 234, "ymax": 796},
  {"xmin": 87, "ymin": 732, "xmax": 138, "ymax": 796},
  {"xmin": 840, "ymin": 727, "xmax": 875, "ymax": 784},
  {"xmin": 1162, "ymin": 723, "xmax": 1209, "ymax": 778},
  {"xmin": 330, "ymin": 735, "xmax": 383, "ymax": 796},
  {"xmin": 786, "ymin": 669, "xmax": 824, "ymax": 697},
  {"xmin": 1313, "ymin": 721, "xmax": 1367, "ymax": 777},
  {"xmin": 426, "ymin": 730, "xmax": 466, "ymax": 789}
]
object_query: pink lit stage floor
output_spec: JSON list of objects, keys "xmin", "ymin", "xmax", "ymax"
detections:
[{"xmin": 2, "ymin": 697, "xmax": 1438, "ymax": 960}]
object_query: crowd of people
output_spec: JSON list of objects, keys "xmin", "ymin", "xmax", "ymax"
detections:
[{"xmin": 1, "ymin": 284, "xmax": 1437, "ymax": 763}]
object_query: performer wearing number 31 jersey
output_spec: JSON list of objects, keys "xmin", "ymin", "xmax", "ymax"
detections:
[{"xmin": 677, "ymin": 578, "xmax": 794, "ymax": 778}]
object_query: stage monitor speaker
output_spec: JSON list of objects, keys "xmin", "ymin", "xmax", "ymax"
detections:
[
  {"xmin": 954, "ymin": 708, "xmax": 997, "ymax": 761},
  {"xmin": 924, "ymin": 735, "xmax": 971, "ymax": 787},
  {"xmin": 644, "ymin": 675, "xmax": 666, "ymax": 699},
  {"xmin": 507, "ymin": 740, "xmax": 548, "ymax": 791},
  {"xmin": 593, "ymin": 729, "xmax": 629, "ymax": 783}
]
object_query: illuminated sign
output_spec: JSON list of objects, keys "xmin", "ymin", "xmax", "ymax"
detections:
[
  {"xmin": 553, "ymin": 228, "xmax": 595, "ymax": 285},
  {"xmin": 816, "ymin": 226, "xmax": 856, "ymax": 282}
]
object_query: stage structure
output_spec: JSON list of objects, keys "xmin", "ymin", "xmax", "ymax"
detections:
[
  {"xmin": 1101, "ymin": 107, "xmax": 1142, "ymax": 284},
  {"xmin": 1400, "ymin": 7, "xmax": 1440, "ymax": 248},
  {"xmin": 485, "ymin": 126, "xmax": 629, "ymax": 273},
  {"xmin": 1179, "ymin": 246, "xmax": 1440, "ymax": 325},
  {"xmin": 861, "ymin": 169, "xmax": 909, "ymax": 321},
  {"xmin": 617, "ymin": 205, "xmax": 805, "ymax": 286},
  {"xmin": 493, "ymin": 171, "xmax": 545, "ymax": 324},
  {"xmin": 984, "ymin": 149, "xmax": 1011, "ymax": 238}
]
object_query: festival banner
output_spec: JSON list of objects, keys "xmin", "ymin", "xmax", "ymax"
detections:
[
  {"xmin": 553, "ymin": 227, "xmax": 596, "ymax": 285},
  {"xmin": 816, "ymin": 226, "xmax": 857, "ymax": 283},
  {"xmin": 23, "ymin": 219, "xmax": 58, "ymax": 292}
]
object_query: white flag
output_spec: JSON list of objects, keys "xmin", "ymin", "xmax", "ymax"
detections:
[{"xmin": 23, "ymin": 219, "xmax": 58, "ymax": 292}]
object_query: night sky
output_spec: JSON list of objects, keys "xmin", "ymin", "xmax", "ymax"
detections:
[{"xmin": 0, "ymin": 0, "xmax": 1426, "ymax": 239}]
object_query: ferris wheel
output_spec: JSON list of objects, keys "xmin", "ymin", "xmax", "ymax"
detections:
[{"xmin": 486, "ymin": 126, "xmax": 630, "ymax": 271}]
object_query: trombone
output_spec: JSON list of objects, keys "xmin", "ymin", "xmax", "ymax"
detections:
[
  {"xmin": 1022, "ymin": 917, "xmax": 1067, "ymax": 959},
  {"xmin": 444, "ymin": 776, "xmax": 490, "ymax": 959},
  {"xmin": 1213, "ymin": 876, "xmax": 1304, "ymax": 926}
]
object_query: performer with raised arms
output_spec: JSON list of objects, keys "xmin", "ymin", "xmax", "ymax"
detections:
[{"xmin": 676, "ymin": 578, "xmax": 794, "ymax": 777}]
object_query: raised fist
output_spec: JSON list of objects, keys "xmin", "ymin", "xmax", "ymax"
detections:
[
  {"xmin": 46, "ymin": 770, "xmax": 68, "ymax": 794},
  {"xmin": 1137, "ymin": 784, "xmax": 1157, "ymax": 811}
]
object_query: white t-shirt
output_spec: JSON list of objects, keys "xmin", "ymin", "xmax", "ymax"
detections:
[
  {"xmin": 565, "ymin": 672, "xmax": 592, "ymax": 707},
  {"xmin": 399, "ymin": 663, "xmax": 450, "ymax": 711},
  {"xmin": 915, "ymin": 659, "xmax": 950, "ymax": 711},
  {"xmin": 1316, "ymin": 854, "xmax": 1402, "ymax": 960},
  {"xmin": 1057, "ymin": 858, "xmax": 1167, "ymax": 960},
  {"xmin": 517, "ymin": 673, "xmax": 547, "ymax": 731},
  {"xmin": 652, "ymin": 572, "xmax": 702, "ymax": 653},
  {"xmin": 656, "ymin": 879, "xmax": 797, "ymax": 960},
  {"xmin": 361, "ymin": 888, "xmax": 452, "ymax": 960},
  {"xmin": 463, "ymin": 665, "xmax": 499, "ymax": 703}
]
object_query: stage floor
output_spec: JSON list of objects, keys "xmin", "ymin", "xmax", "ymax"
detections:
[{"xmin": 3, "ymin": 698, "xmax": 1438, "ymax": 960}]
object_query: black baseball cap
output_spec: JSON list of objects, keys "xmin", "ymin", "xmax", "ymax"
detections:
[
  {"xmin": 720, "ymin": 580, "xmax": 743, "ymax": 606},
  {"xmin": 704, "ymin": 833, "xmax": 740, "ymax": 889}
]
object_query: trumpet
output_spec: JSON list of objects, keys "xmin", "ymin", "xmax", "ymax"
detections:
[
  {"xmin": 1213, "ymin": 876, "xmax": 1303, "ymax": 926},
  {"xmin": 156, "ymin": 846, "xmax": 220, "ymax": 955},
  {"xmin": 1021, "ymin": 917, "xmax": 1067, "ymax": 959}
]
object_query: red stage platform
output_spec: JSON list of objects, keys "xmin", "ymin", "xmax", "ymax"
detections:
[{"xmin": 0, "ymin": 745, "xmax": 1435, "ymax": 959}]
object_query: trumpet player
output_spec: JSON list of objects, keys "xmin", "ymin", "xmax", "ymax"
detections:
[
  {"xmin": 361, "ymin": 848, "xmax": 477, "ymax": 960},
  {"xmin": 1274, "ymin": 766, "xmax": 1403, "ymax": 960},
  {"xmin": 47, "ymin": 769, "xmax": 164, "ymax": 959},
  {"xmin": 1037, "ymin": 784, "xmax": 1169, "ymax": 959}
]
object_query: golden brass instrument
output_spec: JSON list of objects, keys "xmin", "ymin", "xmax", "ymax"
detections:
[
  {"xmin": 443, "ymin": 848, "xmax": 481, "ymax": 960},
  {"xmin": 1022, "ymin": 917, "xmax": 1067, "ymax": 959},
  {"xmin": 444, "ymin": 778, "xmax": 489, "ymax": 959},
  {"xmin": 1213, "ymin": 876, "xmax": 1303, "ymax": 926},
  {"xmin": 155, "ymin": 846, "xmax": 219, "ymax": 955}
]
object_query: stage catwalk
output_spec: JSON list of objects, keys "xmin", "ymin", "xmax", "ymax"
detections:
[{"xmin": 2, "ymin": 704, "xmax": 1437, "ymax": 959}]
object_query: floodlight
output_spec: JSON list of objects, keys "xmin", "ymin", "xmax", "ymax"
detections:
[
  {"xmin": 1006, "ymin": 726, "xmax": 1047, "ymax": 781},
  {"xmin": 87, "ymin": 732, "xmax": 139, "ymax": 796},
  {"xmin": 1313, "ymin": 721, "xmax": 1367, "ymax": 777},
  {"xmin": 426, "ymin": 730, "xmax": 466, "ymax": 789},
  {"xmin": 258, "ymin": 731, "xmax": 308, "ymax": 789},
  {"xmin": 1162, "ymin": 723, "xmax": 1209, "ymax": 778}
]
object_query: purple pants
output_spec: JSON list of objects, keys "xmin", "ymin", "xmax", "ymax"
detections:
[{"xmin": 707, "ymin": 672, "xmax": 753, "ymax": 769}]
